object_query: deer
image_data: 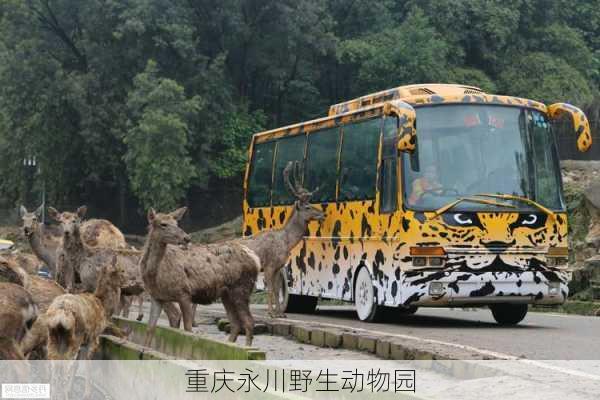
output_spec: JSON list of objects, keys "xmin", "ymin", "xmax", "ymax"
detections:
[
  {"xmin": 48, "ymin": 206, "xmax": 181, "ymax": 327},
  {"xmin": 19, "ymin": 205, "xmax": 128, "ymax": 277},
  {"xmin": 45, "ymin": 255, "xmax": 123, "ymax": 360},
  {"xmin": 0, "ymin": 282, "xmax": 38, "ymax": 360},
  {"xmin": 140, "ymin": 207, "xmax": 261, "ymax": 347},
  {"xmin": 241, "ymin": 161, "xmax": 324, "ymax": 318},
  {"xmin": 0, "ymin": 255, "xmax": 65, "ymax": 359}
]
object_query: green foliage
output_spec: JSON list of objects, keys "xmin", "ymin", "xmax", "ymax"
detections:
[
  {"xmin": 124, "ymin": 60, "xmax": 201, "ymax": 211},
  {"xmin": 210, "ymin": 107, "xmax": 266, "ymax": 179},
  {"xmin": 0, "ymin": 0, "xmax": 598, "ymax": 219},
  {"xmin": 498, "ymin": 52, "xmax": 593, "ymax": 104}
]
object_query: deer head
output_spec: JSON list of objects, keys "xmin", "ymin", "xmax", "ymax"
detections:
[
  {"xmin": 19, "ymin": 205, "xmax": 43, "ymax": 238},
  {"xmin": 47, "ymin": 206, "xmax": 87, "ymax": 238},
  {"xmin": 284, "ymin": 161, "xmax": 325, "ymax": 224},
  {"xmin": 147, "ymin": 207, "xmax": 191, "ymax": 247}
]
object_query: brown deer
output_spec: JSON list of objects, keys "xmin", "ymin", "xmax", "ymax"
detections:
[
  {"xmin": 45, "ymin": 256, "xmax": 123, "ymax": 360},
  {"xmin": 20, "ymin": 205, "xmax": 128, "ymax": 276},
  {"xmin": 0, "ymin": 282, "xmax": 38, "ymax": 359},
  {"xmin": 48, "ymin": 206, "xmax": 181, "ymax": 327},
  {"xmin": 140, "ymin": 208, "xmax": 261, "ymax": 347},
  {"xmin": 242, "ymin": 161, "xmax": 324, "ymax": 318},
  {"xmin": 0, "ymin": 255, "xmax": 65, "ymax": 313},
  {"xmin": 0, "ymin": 256, "xmax": 66, "ymax": 359}
]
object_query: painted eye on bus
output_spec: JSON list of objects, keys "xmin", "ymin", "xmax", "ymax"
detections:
[
  {"xmin": 509, "ymin": 213, "xmax": 547, "ymax": 231},
  {"xmin": 454, "ymin": 214, "xmax": 472, "ymax": 225},
  {"xmin": 441, "ymin": 212, "xmax": 482, "ymax": 228}
]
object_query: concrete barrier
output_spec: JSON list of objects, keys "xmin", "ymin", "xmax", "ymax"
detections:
[{"xmin": 112, "ymin": 317, "xmax": 266, "ymax": 360}]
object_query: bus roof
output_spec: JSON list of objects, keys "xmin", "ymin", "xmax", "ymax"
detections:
[
  {"xmin": 252, "ymin": 83, "xmax": 547, "ymax": 143},
  {"xmin": 328, "ymin": 83, "xmax": 483, "ymax": 116}
]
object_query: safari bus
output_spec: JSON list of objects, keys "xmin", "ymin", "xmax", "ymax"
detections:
[{"xmin": 242, "ymin": 83, "xmax": 592, "ymax": 324}]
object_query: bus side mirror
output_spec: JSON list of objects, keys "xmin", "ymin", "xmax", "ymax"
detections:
[
  {"xmin": 383, "ymin": 101, "xmax": 417, "ymax": 153},
  {"xmin": 547, "ymin": 103, "xmax": 592, "ymax": 152}
]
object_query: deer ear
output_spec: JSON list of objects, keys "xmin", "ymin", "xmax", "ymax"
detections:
[
  {"xmin": 76, "ymin": 206, "xmax": 87, "ymax": 219},
  {"xmin": 19, "ymin": 205, "xmax": 27, "ymax": 217},
  {"xmin": 294, "ymin": 201, "xmax": 301, "ymax": 211},
  {"xmin": 148, "ymin": 208, "xmax": 157, "ymax": 223},
  {"xmin": 47, "ymin": 207, "xmax": 60, "ymax": 222},
  {"xmin": 170, "ymin": 207, "xmax": 187, "ymax": 221},
  {"xmin": 35, "ymin": 205, "xmax": 44, "ymax": 218}
]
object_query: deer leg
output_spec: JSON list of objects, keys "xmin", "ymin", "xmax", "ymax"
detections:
[
  {"xmin": 235, "ymin": 288, "xmax": 255, "ymax": 347},
  {"xmin": 163, "ymin": 302, "xmax": 181, "ymax": 328},
  {"xmin": 265, "ymin": 271, "xmax": 275, "ymax": 318},
  {"xmin": 144, "ymin": 298, "xmax": 163, "ymax": 348},
  {"xmin": 221, "ymin": 291, "xmax": 242, "ymax": 343},
  {"xmin": 136, "ymin": 295, "xmax": 145, "ymax": 321},
  {"xmin": 271, "ymin": 270, "xmax": 285, "ymax": 318},
  {"xmin": 119, "ymin": 295, "xmax": 132, "ymax": 318},
  {"xmin": 191, "ymin": 304, "xmax": 199, "ymax": 327},
  {"xmin": 179, "ymin": 298, "xmax": 194, "ymax": 332}
]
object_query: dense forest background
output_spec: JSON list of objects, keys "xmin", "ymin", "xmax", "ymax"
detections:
[{"xmin": 0, "ymin": 0, "xmax": 599, "ymax": 231}]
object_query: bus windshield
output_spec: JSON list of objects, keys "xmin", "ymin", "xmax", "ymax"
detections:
[{"xmin": 403, "ymin": 104, "xmax": 564, "ymax": 211}]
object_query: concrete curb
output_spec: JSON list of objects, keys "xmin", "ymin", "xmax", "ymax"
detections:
[
  {"xmin": 210, "ymin": 310, "xmax": 498, "ymax": 361},
  {"xmin": 113, "ymin": 316, "xmax": 266, "ymax": 360}
]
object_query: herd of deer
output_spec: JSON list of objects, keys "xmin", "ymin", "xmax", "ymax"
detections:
[{"xmin": 0, "ymin": 162, "xmax": 324, "ymax": 360}]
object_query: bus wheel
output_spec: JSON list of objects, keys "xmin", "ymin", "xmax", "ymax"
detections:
[
  {"xmin": 490, "ymin": 304, "xmax": 528, "ymax": 325},
  {"xmin": 354, "ymin": 267, "xmax": 384, "ymax": 322}
]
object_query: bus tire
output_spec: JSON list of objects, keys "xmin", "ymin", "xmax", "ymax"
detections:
[
  {"xmin": 286, "ymin": 294, "xmax": 318, "ymax": 314},
  {"xmin": 354, "ymin": 267, "xmax": 384, "ymax": 322},
  {"xmin": 490, "ymin": 303, "xmax": 528, "ymax": 325}
]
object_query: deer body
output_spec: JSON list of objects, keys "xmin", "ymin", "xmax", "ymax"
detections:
[
  {"xmin": 46, "ymin": 257, "xmax": 123, "ymax": 360},
  {"xmin": 0, "ymin": 282, "xmax": 38, "ymax": 360},
  {"xmin": 242, "ymin": 161, "xmax": 324, "ymax": 318},
  {"xmin": 20, "ymin": 205, "xmax": 127, "ymax": 277},
  {"xmin": 140, "ymin": 208, "xmax": 261, "ymax": 347}
]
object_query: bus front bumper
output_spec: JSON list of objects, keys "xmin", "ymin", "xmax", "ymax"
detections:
[{"xmin": 402, "ymin": 272, "xmax": 568, "ymax": 307}]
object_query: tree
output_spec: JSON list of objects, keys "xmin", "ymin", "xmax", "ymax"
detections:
[
  {"xmin": 498, "ymin": 52, "xmax": 593, "ymax": 104},
  {"xmin": 124, "ymin": 60, "xmax": 201, "ymax": 211}
]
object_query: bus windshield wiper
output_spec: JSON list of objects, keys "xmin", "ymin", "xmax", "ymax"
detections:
[
  {"xmin": 475, "ymin": 193, "xmax": 556, "ymax": 220},
  {"xmin": 431, "ymin": 196, "xmax": 516, "ymax": 219}
]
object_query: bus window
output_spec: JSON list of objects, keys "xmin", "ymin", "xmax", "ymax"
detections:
[
  {"xmin": 381, "ymin": 117, "xmax": 397, "ymax": 212},
  {"xmin": 272, "ymin": 134, "xmax": 306, "ymax": 205},
  {"xmin": 247, "ymin": 141, "xmax": 275, "ymax": 207},
  {"xmin": 305, "ymin": 127, "xmax": 341, "ymax": 203},
  {"xmin": 339, "ymin": 118, "xmax": 380, "ymax": 201}
]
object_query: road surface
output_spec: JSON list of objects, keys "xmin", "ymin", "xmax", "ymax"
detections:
[{"xmin": 201, "ymin": 304, "xmax": 600, "ymax": 360}]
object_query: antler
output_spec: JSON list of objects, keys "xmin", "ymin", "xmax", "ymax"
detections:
[{"xmin": 283, "ymin": 161, "xmax": 317, "ymax": 204}]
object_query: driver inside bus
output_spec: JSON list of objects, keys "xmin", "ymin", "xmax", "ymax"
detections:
[{"xmin": 408, "ymin": 165, "xmax": 442, "ymax": 205}]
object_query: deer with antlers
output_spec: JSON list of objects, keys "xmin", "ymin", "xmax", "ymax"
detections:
[{"xmin": 241, "ymin": 161, "xmax": 324, "ymax": 318}]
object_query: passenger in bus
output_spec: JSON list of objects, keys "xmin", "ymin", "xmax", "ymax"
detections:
[{"xmin": 408, "ymin": 165, "xmax": 442, "ymax": 205}]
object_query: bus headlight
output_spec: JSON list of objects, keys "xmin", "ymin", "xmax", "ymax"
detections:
[
  {"xmin": 548, "ymin": 281, "xmax": 560, "ymax": 296},
  {"xmin": 429, "ymin": 282, "xmax": 445, "ymax": 296},
  {"xmin": 548, "ymin": 257, "xmax": 569, "ymax": 267},
  {"xmin": 413, "ymin": 257, "xmax": 427, "ymax": 267},
  {"xmin": 429, "ymin": 257, "xmax": 445, "ymax": 267}
]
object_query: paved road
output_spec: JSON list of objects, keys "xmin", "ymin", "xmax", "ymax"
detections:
[{"xmin": 216, "ymin": 304, "xmax": 600, "ymax": 360}]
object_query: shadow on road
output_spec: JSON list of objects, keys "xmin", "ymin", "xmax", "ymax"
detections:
[{"xmin": 311, "ymin": 307, "xmax": 549, "ymax": 330}]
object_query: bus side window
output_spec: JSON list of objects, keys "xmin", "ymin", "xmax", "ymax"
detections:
[
  {"xmin": 305, "ymin": 127, "xmax": 341, "ymax": 203},
  {"xmin": 339, "ymin": 118, "xmax": 380, "ymax": 201},
  {"xmin": 381, "ymin": 116, "xmax": 398, "ymax": 213},
  {"xmin": 272, "ymin": 134, "xmax": 307, "ymax": 205},
  {"xmin": 247, "ymin": 141, "xmax": 276, "ymax": 207}
]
